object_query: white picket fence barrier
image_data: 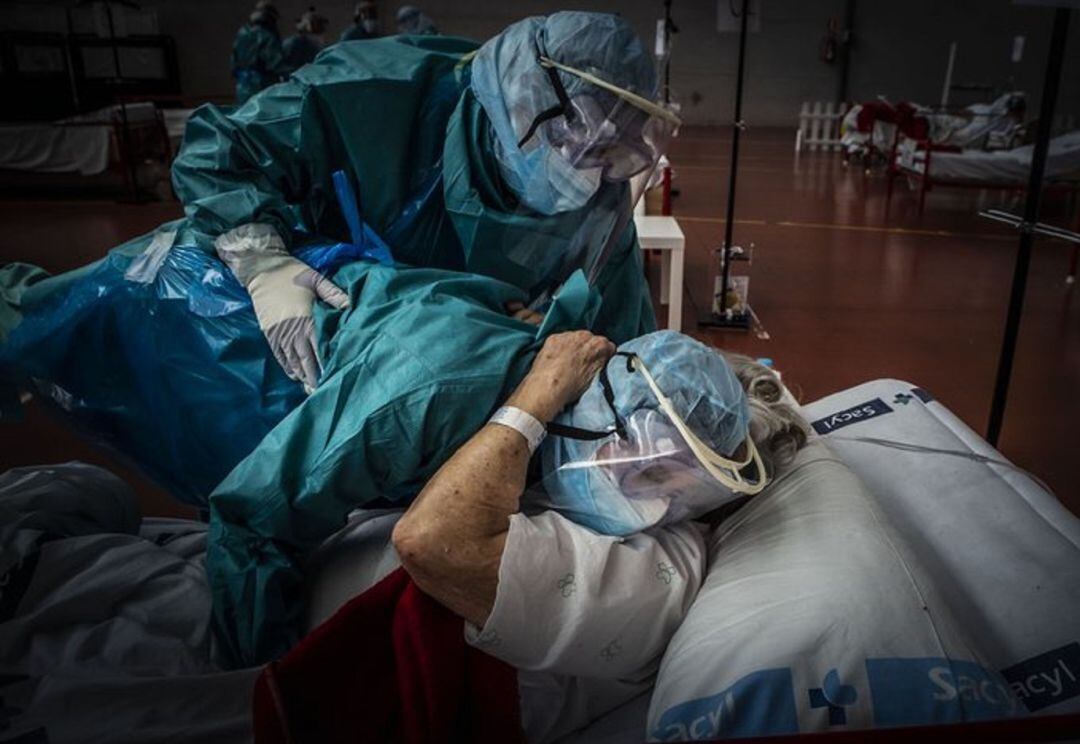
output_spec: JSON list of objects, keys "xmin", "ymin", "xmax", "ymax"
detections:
[{"xmin": 795, "ymin": 101, "xmax": 850, "ymax": 153}]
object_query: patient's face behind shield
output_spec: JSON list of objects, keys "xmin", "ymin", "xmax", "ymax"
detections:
[{"xmin": 530, "ymin": 331, "xmax": 765, "ymax": 536}]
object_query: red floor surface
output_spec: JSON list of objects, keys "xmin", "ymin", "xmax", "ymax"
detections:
[{"xmin": 0, "ymin": 126, "xmax": 1077, "ymax": 517}]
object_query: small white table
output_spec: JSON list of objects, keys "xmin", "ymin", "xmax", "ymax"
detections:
[{"xmin": 633, "ymin": 214, "xmax": 685, "ymax": 332}]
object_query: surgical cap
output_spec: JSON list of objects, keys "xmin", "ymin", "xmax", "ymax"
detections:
[
  {"xmin": 534, "ymin": 331, "xmax": 752, "ymax": 536},
  {"xmin": 297, "ymin": 8, "xmax": 328, "ymax": 33},
  {"xmin": 251, "ymin": 1, "xmax": 279, "ymax": 25},
  {"xmin": 470, "ymin": 12, "xmax": 657, "ymax": 215}
]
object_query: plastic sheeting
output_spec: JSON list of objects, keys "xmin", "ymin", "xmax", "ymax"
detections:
[{"xmin": 0, "ymin": 224, "xmax": 380, "ymax": 505}]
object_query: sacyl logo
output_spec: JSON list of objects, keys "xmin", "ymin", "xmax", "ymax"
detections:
[
  {"xmin": 866, "ymin": 658, "xmax": 1022, "ymax": 726},
  {"xmin": 928, "ymin": 665, "xmax": 1018, "ymax": 711},
  {"xmin": 1002, "ymin": 643, "xmax": 1080, "ymax": 712},
  {"xmin": 652, "ymin": 668, "xmax": 799, "ymax": 741},
  {"xmin": 811, "ymin": 398, "xmax": 893, "ymax": 435}
]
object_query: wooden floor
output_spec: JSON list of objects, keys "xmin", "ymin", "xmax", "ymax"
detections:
[
  {"xmin": 0, "ymin": 126, "xmax": 1077, "ymax": 516},
  {"xmin": 663, "ymin": 127, "xmax": 1079, "ymax": 515}
]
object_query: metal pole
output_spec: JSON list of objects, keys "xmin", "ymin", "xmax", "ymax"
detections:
[
  {"xmin": 64, "ymin": 7, "xmax": 81, "ymax": 112},
  {"xmin": 719, "ymin": 0, "xmax": 750, "ymax": 313},
  {"xmin": 941, "ymin": 42, "xmax": 957, "ymax": 108},
  {"xmin": 836, "ymin": 0, "xmax": 855, "ymax": 104},
  {"xmin": 104, "ymin": 1, "xmax": 140, "ymax": 202},
  {"xmin": 663, "ymin": 0, "xmax": 676, "ymax": 105},
  {"xmin": 986, "ymin": 7, "xmax": 1071, "ymax": 446}
]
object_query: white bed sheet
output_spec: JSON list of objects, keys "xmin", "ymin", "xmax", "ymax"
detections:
[
  {"xmin": 162, "ymin": 107, "xmax": 196, "ymax": 149},
  {"xmin": 900, "ymin": 130, "xmax": 1080, "ymax": 183},
  {"xmin": 0, "ymin": 103, "xmax": 160, "ymax": 176}
]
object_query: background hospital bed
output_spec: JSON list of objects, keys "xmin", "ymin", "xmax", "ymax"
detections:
[
  {"xmin": 885, "ymin": 129, "xmax": 1080, "ymax": 215},
  {"xmin": 2, "ymin": 379, "xmax": 1078, "ymax": 742},
  {"xmin": 0, "ymin": 102, "xmax": 184, "ymax": 200}
]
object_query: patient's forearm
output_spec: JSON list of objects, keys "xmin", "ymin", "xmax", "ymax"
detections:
[
  {"xmin": 393, "ymin": 331, "xmax": 613, "ymax": 626},
  {"xmin": 393, "ymin": 380, "xmax": 555, "ymax": 626}
]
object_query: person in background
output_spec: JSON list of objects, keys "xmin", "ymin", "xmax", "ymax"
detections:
[
  {"xmin": 282, "ymin": 7, "xmax": 330, "ymax": 75},
  {"xmin": 341, "ymin": 1, "xmax": 380, "ymax": 42},
  {"xmin": 231, "ymin": 1, "xmax": 285, "ymax": 104},
  {"xmin": 395, "ymin": 5, "xmax": 437, "ymax": 35}
]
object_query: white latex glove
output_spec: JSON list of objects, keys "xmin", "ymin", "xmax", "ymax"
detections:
[{"xmin": 216, "ymin": 224, "xmax": 349, "ymax": 393}]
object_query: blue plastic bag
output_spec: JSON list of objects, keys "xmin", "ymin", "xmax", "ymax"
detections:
[{"xmin": 0, "ymin": 208, "xmax": 391, "ymax": 505}]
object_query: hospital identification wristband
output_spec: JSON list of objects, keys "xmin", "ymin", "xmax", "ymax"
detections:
[{"xmin": 489, "ymin": 406, "xmax": 547, "ymax": 454}]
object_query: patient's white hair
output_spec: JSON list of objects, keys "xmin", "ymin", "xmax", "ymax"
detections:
[{"xmin": 719, "ymin": 351, "xmax": 810, "ymax": 478}]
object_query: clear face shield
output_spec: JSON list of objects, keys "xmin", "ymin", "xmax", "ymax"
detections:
[
  {"xmin": 516, "ymin": 56, "xmax": 679, "ymax": 190},
  {"xmin": 501, "ymin": 56, "xmax": 680, "ymax": 301},
  {"xmin": 529, "ymin": 351, "xmax": 768, "ymax": 536}
]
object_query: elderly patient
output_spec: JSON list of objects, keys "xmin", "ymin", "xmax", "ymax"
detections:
[{"xmin": 392, "ymin": 330, "xmax": 808, "ymax": 742}]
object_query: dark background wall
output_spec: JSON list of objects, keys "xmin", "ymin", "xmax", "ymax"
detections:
[{"xmin": 3, "ymin": 0, "xmax": 1078, "ymax": 126}]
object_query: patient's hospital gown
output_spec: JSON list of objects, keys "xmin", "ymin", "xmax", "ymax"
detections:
[{"xmin": 309, "ymin": 509, "xmax": 709, "ymax": 743}]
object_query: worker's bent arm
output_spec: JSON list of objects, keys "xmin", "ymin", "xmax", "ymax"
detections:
[
  {"xmin": 171, "ymin": 81, "xmax": 307, "ymax": 246},
  {"xmin": 393, "ymin": 331, "xmax": 615, "ymax": 627}
]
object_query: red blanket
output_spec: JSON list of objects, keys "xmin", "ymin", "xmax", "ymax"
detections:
[
  {"xmin": 252, "ymin": 567, "xmax": 525, "ymax": 743},
  {"xmin": 855, "ymin": 100, "xmax": 929, "ymax": 140}
]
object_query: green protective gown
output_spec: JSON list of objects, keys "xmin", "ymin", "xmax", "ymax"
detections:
[
  {"xmin": 173, "ymin": 34, "xmax": 654, "ymax": 341},
  {"xmin": 231, "ymin": 22, "xmax": 286, "ymax": 104},
  {"xmin": 208, "ymin": 267, "xmax": 603, "ymax": 665}
]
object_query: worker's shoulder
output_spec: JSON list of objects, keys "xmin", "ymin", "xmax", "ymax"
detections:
[
  {"xmin": 298, "ymin": 35, "xmax": 479, "ymax": 85},
  {"xmin": 240, "ymin": 23, "xmax": 278, "ymax": 43}
]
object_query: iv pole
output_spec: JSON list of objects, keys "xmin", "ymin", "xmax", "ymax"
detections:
[
  {"xmin": 983, "ymin": 6, "xmax": 1071, "ymax": 446},
  {"xmin": 701, "ymin": 0, "xmax": 752, "ymax": 330}
]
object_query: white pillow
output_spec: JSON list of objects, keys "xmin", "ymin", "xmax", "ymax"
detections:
[{"xmin": 647, "ymin": 441, "xmax": 1022, "ymax": 740}]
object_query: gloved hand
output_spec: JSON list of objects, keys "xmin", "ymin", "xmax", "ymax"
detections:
[{"xmin": 216, "ymin": 224, "xmax": 349, "ymax": 393}]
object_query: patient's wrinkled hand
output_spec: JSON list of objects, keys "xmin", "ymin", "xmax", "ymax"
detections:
[
  {"xmin": 509, "ymin": 331, "xmax": 615, "ymax": 423},
  {"xmin": 505, "ymin": 301, "xmax": 544, "ymax": 326}
]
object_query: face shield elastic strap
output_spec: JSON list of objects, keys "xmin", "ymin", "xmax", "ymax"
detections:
[
  {"xmin": 545, "ymin": 352, "xmax": 633, "ymax": 442},
  {"xmin": 538, "ymin": 57, "xmax": 682, "ymax": 128},
  {"xmin": 628, "ymin": 355, "xmax": 768, "ymax": 496},
  {"xmin": 517, "ymin": 60, "xmax": 576, "ymax": 149}
]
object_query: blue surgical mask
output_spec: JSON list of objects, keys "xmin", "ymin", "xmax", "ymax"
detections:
[{"xmin": 492, "ymin": 132, "xmax": 603, "ymax": 215}]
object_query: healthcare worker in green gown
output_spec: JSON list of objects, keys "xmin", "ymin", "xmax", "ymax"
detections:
[
  {"xmin": 174, "ymin": 10, "xmax": 678, "ymax": 393},
  {"xmin": 281, "ymin": 7, "xmax": 329, "ymax": 76},
  {"xmin": 395, "ymin": 5, "xmax": 438, "ymax": 35},
  {"xmin": 231, "ymin": 1, "xmax": 286, "ymax": 104},
  {"xmin": 340, "ymin": 1, "xmax": 379, "ymax": 42}
]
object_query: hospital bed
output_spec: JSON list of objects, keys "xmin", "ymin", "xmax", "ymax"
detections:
[
  {"xmin": 842, "ymin": 93, "xmax": 1026, "ymax": 170},
  {"xmin": 886, "ymin": 130, "xmax": 1080, "ymax": 214},
  {"xmin": 161, "ymin": 106, "xmax": 196, "ymax": 152},
  {"xmin": 1, "ymin": 379, "xmax": 1078, "ymax": 741},
  {"xmin": 0, "ymin": 102, "xmax": 174, "ymax": 198}
]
